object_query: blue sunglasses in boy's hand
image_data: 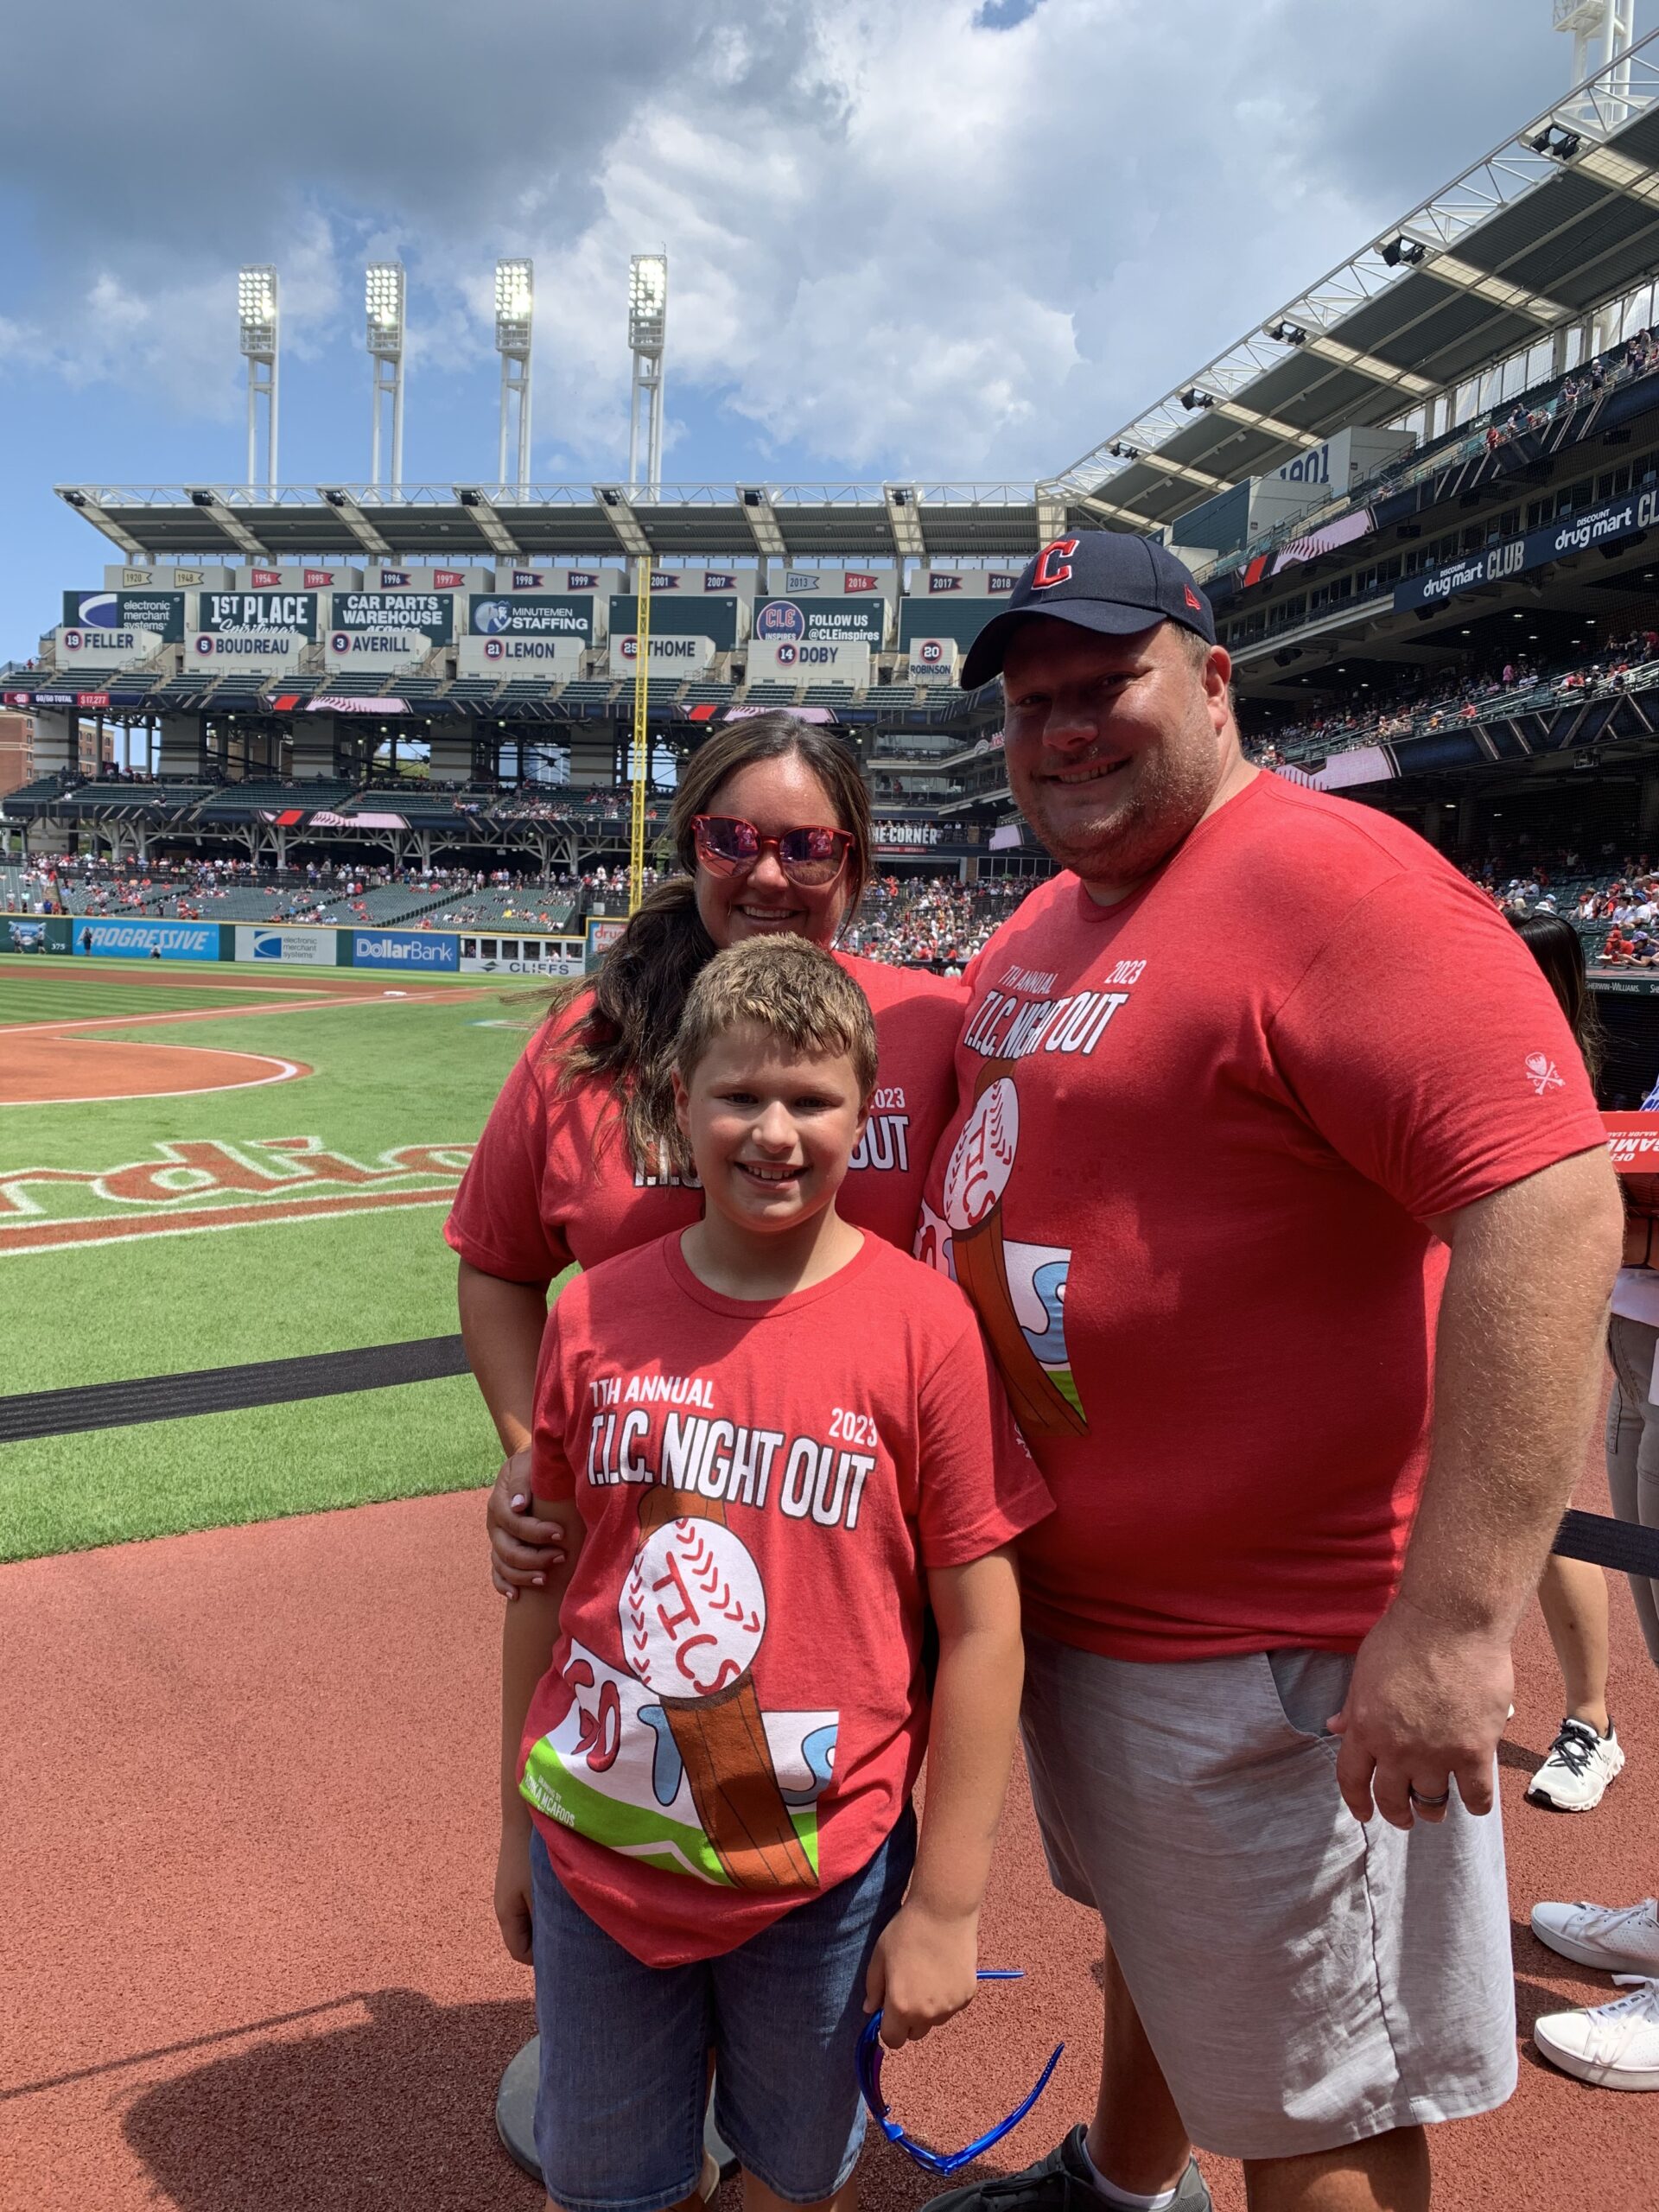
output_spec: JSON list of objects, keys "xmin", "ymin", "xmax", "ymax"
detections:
[{"xmin": 856, "ymin": 1970, "xmax": 1065, "ymax": 2177}]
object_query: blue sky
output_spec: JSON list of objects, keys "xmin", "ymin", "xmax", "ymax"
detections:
[{"xmin": 0, "ymin": 0, "xmax": 1637, "ymax": 658}]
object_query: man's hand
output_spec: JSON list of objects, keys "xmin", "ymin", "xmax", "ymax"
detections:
[
  {"xmin": 863, "ymin": 1902, "xmax": 978, "ymax": 2050},
  {"xmin": 487, "ymin": 1450, "xmax": 567, "ymax": 1599},
  {"xmin": 494, "ymin": 1816, "xmax": 535, "ymax": 1963},
  {"xmin": 1328, "ymin": 1595, "xmax": 1513, "ymax": 1830}
]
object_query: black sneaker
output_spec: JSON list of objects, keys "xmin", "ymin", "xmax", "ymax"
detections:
[{"xmin": 918, "ymin": 2124, "xmax": 1211, "ymax": 2212}]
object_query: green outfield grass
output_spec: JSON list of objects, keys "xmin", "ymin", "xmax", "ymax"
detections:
[
  {"xmin": 0, "ymin": 971, "xmax": 307, "ymax": 1024},
  {"xmin": 0, "ymin": 973, "xmax": 561, "ymax": 1563}
]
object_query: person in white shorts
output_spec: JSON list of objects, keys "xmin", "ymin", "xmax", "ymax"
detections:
[
  {"xmin": 912, "ymin": 535, "xmax": 1623, "ymax": 2212},
  {"xmin": 1528, "ymin": 1093, "xmax": 1659, "ymax": 2094}
]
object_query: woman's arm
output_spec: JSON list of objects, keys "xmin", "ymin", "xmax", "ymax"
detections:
[
  {"xmin": 494, "ymin": 1497, "xmax": 584, "ymax": 1962},
  {"xmin": 458, "ymin": 1258, "xmax": 566, "ymax": 1596},
  {"xmin": 863, "ymin": 1545, "xmax": 1025, "ymax": 2048}
]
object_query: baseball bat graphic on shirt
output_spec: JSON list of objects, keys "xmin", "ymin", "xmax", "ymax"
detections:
[
  {"xmin": 623, "ymin": 1486, "xmax": 817, "ymax": 1891},
  {"xmin": 943, "ymin": 1061, "xmax": 1087, "ymax": 1438}
]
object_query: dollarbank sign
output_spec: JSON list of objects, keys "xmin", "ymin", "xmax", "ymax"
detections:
[{"xmin": 0, "ymin": 1135, "xmax": 475, "ymax": 1253}]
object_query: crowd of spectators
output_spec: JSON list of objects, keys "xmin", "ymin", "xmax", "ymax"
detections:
[
  {"xmin": 841, "ymin": 877, "xmax": 1042, "ymax": 971},
  {"xmin": 1243, "ymin": 625, "xmax": 1659, "ymax": 772}
]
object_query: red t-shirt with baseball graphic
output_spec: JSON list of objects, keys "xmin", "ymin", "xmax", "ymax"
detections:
[
  {"xmin": 519, "ymin": 1230, "xmax": 1050, "ymax": 1966},
  {"xmin": 917, "ymin": 770, "xmax": 1607, "ymax": 1662},
  {"xmin": 446, "ymin": 951, "xmax": 965, "ymax": 1278}
]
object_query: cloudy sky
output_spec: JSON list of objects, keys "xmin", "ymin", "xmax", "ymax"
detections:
[{"xmin": 0, "ymin": 0, "xmax": 1643, "ymax": 655}]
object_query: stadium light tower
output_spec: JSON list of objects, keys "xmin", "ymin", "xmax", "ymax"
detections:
[
  {"xmin": 627, "ymin": 252, "xmax": 668, "ymax": 496},
  {"xmin": 495, "ymin": 257, "xmax": 534, "ymax": 496},
  {"xmin": 1555, "ymin": 1, "xmax": 1635, "ymax": 118},
  {"xmin": 365, "ymin": 261, "xmax": 406, "ymax": 491},
  {"xmin": 238, "ymin": 265, "xmax": 279, "ymax": 493}
]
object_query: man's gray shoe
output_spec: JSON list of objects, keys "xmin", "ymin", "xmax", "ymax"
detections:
[{"xmin": 917, "ymin": 2123, "xmax": 1211, "ymax": 2212}]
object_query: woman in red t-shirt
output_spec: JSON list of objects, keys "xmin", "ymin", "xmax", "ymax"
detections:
[{"xmin": 447, "ymin": 711, "xmax": 967, "ymax": 1595}]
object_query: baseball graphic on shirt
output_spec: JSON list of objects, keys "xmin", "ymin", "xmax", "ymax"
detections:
[
  {"xmin": 621, "ymin": 1518, "xmax": 766, "ymax": 1697},
  {"xmin": 944, "ymin": 1076, "xmax": 1020, "ymax": 1232}
]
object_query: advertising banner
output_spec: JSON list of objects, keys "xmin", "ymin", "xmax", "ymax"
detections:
[
  {"xmin": 458, "ymin": 935, "xmax": 585, "ymax": 977},
  {"xmin": 322, "ymin": 630, "xmax": 429, "ymax": 673},
  {"xmin": 456, "ymin": 635, "xmax": 583, "ymax": 677},
  {"xmin": 0, "ymin": 916, "xmax": 68, "ymax": 953},
  {"xmin": 62, "ymin": 590, "xmax": 187, "ymax": 642},
  {"xmin": 72, "ymin": 918, "xmax": 222, "ymax": 961},
  {"xmin": 195, "ymin": 590, "xmax": 319, "ymax": 638},
  {"xmin": 585, "ymin": 918, "xmax": 626, "ymax": 970},
  {"xmin": 188, "ymin": 630, "xmax": 307, "ymax": 669},
  {"xmin": 746, "ymin": 638, "xmax": 870, "ymax": 684},
  {"xmin": 350, "ymin": 929, "xmax": 460, "ymax": 972},
  {"xmin": 469, "ymin": 594, "xmax": 594, "ymax": 641},
  {"xmin": 753, "ymin": 596, "xmax": 887, "ymax": 646},
  {"xmin": 1394, "ymin": 485, "xmax": 1659, "ymax": 613},
  {"xmin": 328, "ymin": 590, "xmax": 454, "ymax": 642},
  {"xmin": 907, "ymin": 638, "xmax": 962, "ymax": 684},
  {"xmin": 608, "ymin": 594, "xmax": 740, "ymax": 651},
  {"xmin": 233, "ymin": 925, "xmax": 339, "ymax": 966},
  {"xmin": 874, "ymin": 818, "xmax": 947, "ymax": 850},
  {"xmin": 53, "ymin": 626, "xmax": 164, "ymax": 670},
  {"xmin": 608, "ymin": 632, "xmax": 717, "ymax": 677}
]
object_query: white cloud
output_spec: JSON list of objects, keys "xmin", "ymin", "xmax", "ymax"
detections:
[{"xmin": 0, "ymin": 0, "xmax": 1621, "ymax": 483}]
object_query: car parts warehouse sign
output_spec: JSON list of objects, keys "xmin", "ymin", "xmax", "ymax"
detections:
[
  {"xmin": 330, "ymin": 591, "xmax": 454, "ymax": 642},
  {"xmin": 194, "ymin": 591, "xmax": 319, "ymax": 637}
]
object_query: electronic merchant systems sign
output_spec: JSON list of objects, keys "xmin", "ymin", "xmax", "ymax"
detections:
[{"xmin": 61, "ymin": 591, "xmax": 186, "ymax": 642}]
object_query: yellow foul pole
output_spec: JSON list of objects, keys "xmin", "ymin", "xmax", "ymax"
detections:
[{"xmin": 629, "ymin": 553, "xmax": 652, "ymax": 913}]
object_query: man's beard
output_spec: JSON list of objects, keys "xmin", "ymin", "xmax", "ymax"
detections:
[{"xmin": 1016, "ymin": 728, "xmax": 1220, "ymax": 888}]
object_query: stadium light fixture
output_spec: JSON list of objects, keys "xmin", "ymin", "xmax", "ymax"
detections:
[
  {"xmin": 627, "ymin": 252, "xmax": 669, "ymax": 496},
  {"xmin": 883, "ymin": 484, "xmax": 926, "ymax": 560},
  {"xmin": 739, "ymin": 486, "xmax": 787, "ymax": 560},
  {"xmin": 365, "ymin": 261, "xmax": 406, "ymax": 491},
  {"xmin": 1380, "ymin": 235, "xmax": 1428, "ymax": 268},
  {"xmin": 1108, "ymin": 442, "xmax": 1141, "ymax": 461},
  {"xmin": 1179, "ymin": 388, "xmax": 1217, "ymax": 411},
  {"xmin": 238, "ymin": 264, "xmax": 280, "ymax": 493},
  {"xmin": 495, "ymin": 257, "xmax": 534, "ymax": 497},
  {"xmin": 1268, "ymin": 321, "xmax": 1308, "ymax": 346}
]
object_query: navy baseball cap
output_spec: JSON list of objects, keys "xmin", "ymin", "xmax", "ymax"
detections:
[{"xmin": 960, "ymin": 531, "xmax": 1216, "ymax": 691}]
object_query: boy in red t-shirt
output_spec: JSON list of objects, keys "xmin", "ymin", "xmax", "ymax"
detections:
[{"xmin": 495, "ymin": 935, "xmax": 1050, "ymax": 2212}]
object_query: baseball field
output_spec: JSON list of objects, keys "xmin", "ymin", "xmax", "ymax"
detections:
[{"xmin": 0, "ymin": 952, "xmax": 550, "ymax": 1563}]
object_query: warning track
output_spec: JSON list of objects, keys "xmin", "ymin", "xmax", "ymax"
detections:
[
  {"xmin": 0, "ymin": 978, "xmax": 488, "ymax": 1106},
  {"xmin": 1, "ymin": 1462, "xmax": 1655, "ymax": 2212}
]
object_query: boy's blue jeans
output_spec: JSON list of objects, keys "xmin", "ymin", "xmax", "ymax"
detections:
[{"xmin": 531, "ymin": 1808, "xmax": 918, "ymax": 2212}]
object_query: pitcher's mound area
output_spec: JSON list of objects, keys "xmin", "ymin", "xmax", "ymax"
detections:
[{"xmin": 1, "ymin": 1034, "xmax": 308, "ymax": 1105}]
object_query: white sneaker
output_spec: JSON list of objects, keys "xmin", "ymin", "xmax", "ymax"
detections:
[
  {"xmin": 1534, "ymin": 1978, "xmax": 1659, "ymax": 2091},
  {"xmin": 1531, "ymin": 1897, "xmax": 1659, "ymax": 1974},
  {"xmin": 1524, "ymin": 1717, "xmax": 1624, "ymax": 1810}
]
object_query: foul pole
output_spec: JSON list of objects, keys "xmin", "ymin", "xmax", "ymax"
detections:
[{"xmin": 630, "ymin": 556, "xmax": 652, "ymax": 912}]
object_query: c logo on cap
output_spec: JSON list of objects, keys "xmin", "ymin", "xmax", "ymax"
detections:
[{"xmin": 1031, "ymin": 538, "xmax": 1079, "ymax": 591}]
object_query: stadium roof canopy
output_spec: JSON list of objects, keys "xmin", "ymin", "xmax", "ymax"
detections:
[{"xmin": 55, "ymin": 29, "xmax": 1659, "ymax": 569}]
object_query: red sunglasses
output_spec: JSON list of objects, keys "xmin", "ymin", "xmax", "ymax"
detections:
[{"xmin": 691, "ymin": 814, "xmax": 854, "ymax": 888}]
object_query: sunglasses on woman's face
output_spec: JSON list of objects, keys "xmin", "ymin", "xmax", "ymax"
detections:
[{"xmin": 691, "ymin": 814, "xmax": 854, "ymax": 888}]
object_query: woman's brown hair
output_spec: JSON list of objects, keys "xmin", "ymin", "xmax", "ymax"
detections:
[
  {"xmin": 1512, "ymin": 910, "xmax": 1604, "ymax": 1087},
  {"xmin": 546, "ymin": 712, "xmax": 873, "ymax": 1164}
]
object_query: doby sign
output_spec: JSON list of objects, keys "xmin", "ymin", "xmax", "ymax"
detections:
[
  {"xmin": 747, "ymin": 637, "xmax": 870, "ymax": 683},
  {"xmin": 609, "ymin": 632, "xmax": 717, "ymax": 677}
]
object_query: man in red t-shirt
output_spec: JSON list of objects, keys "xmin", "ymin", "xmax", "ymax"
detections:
[{"xmin": 916, "ymin": 536, "xmax": 1621, "ymax": 2212}]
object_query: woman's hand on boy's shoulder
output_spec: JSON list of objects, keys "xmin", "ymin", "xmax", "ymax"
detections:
[
  {"xmin": 864, "ymin": 1900, "xmax": 979, "ymax": 2050},
  {"xmin": 487, "ymin": 1450, "xmax": 568, "ymax": 1597}
]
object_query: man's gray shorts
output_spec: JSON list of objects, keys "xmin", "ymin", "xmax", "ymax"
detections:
[{"xmin": 1020, "ymin": 1634, "xmax": 1517, "ymax": 2161}]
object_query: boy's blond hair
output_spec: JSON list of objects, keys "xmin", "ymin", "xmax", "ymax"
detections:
[{"xmin": 673, "ymin": 936, "xmax": 879, "ymax": 1102}]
